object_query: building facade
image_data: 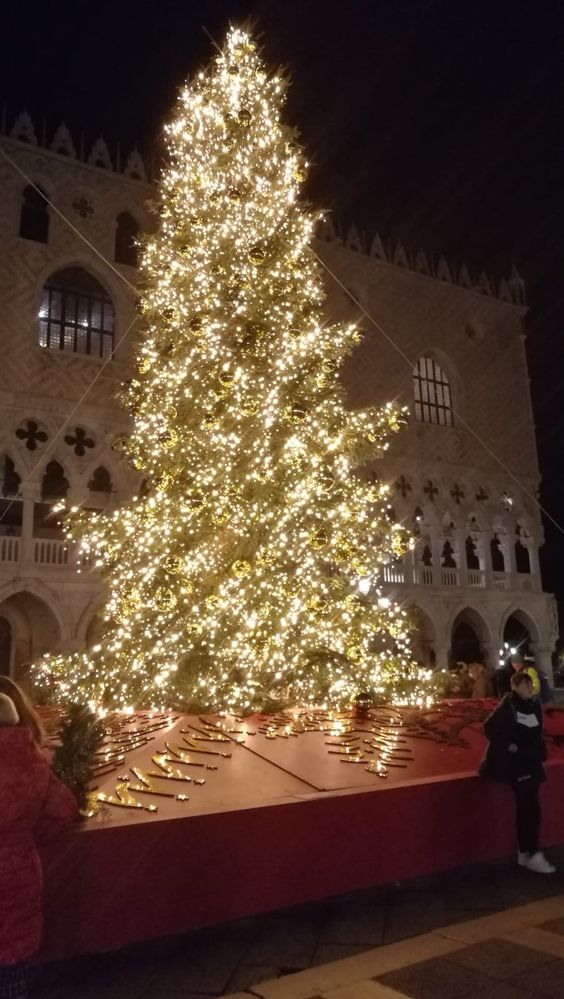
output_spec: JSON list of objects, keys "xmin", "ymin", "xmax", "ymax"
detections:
[{"xmin": 0, "ymin": 113, "xmax": 557, "ymax": 683}]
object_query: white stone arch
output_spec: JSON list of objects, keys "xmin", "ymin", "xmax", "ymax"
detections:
[
  {"xmin": 500, "ymin": 604, "xmax": 542, "ymax": 646},
  {"xmin": 448, "ymin": 601, "xmax": 493, "ymax": 659},
  {"xmin": 23, "ymin": 442, "xmax": 74, "ymax": 497},
  {"xmin": 409, "ymin": 601, "xmax": 438, "ymax": 668},
  {"xmin": 75, "ymin": 589, "xmax": 106, "ymax": 646},
  {"xmin": 78, "ymin": 450, "xmax": 124, "ymax": 502},
  {"xmin": 0, "ymin": 579, "xmax": 71, "ymax": 646}
]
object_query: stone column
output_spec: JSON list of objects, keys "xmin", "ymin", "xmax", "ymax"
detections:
[
  {"xmin": 530, "ymin": 643, "xmax": 555, "ymax": 685},
  {"xmin": 501, "ymin": 533, "xmax": 516, "ymax": 587},
  {"xmin": 456, "ymin": 527, "xmax": 467, "ymax": 586},
  {"xmin": 20, "ymin": 482, "xmax": 39, "ymax": 564},
  {"xmin": 480, "ymin": 534, "xmax": 493, "ymax": 589},
  {"xmin": 481, "ymin": 641, "xmax": 502, "ymax": 686},
  {"xmin": 430, "ymin": 525, "xmax": 442, "ymax": 586},
  {"xmin": 527, "ymin": 541, "xmax": 541, "ymax": 591}
]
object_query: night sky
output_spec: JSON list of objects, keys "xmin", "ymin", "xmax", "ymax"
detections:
[{"xmin": 1, "ymin": 1, "xmax": 563, "ymax": 635}]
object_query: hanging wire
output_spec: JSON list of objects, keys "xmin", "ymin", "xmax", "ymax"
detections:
[{"xmin": 313, "ymin": 247, "xmax": 564, "ymax": 541}]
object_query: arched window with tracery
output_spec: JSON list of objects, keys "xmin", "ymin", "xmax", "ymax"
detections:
[
  {"xmin": 38, "ymin": 268, "xmax": 114, "ymax": 358},
  {"xmin": 115, "ymin": 212, "xmax": 139, "ymax": 266},
  {"xmin": 20, "ymin": 185, "xmax": 49, "ymax": 243},
  {"xmin": 413, "ymin": 357, "xmax": 454, "ymax": 426}
]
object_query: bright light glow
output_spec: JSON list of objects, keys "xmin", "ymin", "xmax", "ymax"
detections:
[{"xmin": 32, "ymin": 26, "xmax": 429, "ymax": 715}]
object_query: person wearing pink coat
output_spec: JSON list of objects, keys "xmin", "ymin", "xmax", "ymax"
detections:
[{"xmin": 0, "ymin": 692, "xmax": 77, "ymax": 999}]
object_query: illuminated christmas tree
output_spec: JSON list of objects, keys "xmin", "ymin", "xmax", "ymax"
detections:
[{"xmin": 37, "ymin": 26, "xmax": 427, "ymax": 713}]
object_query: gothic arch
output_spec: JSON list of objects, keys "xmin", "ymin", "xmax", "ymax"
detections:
[
  {"xmin": 500, "ymin": 605, "xmax": 541, "ymax": 646},
  {"xmin": 447, "ymin": 603, "xmax": 493, "ymax": 648},
  {"xmin": 75, "ymin": 591, "xmax": 106, "ymax": 645},
  {"xmin": 0, "ymin": 582, "xmax": 69, "ymax": 673},
  {"xmin": 410, "ymin": 603, "xmax": 438, "ymax": 668}
]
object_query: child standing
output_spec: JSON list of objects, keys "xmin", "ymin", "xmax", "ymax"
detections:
[
  {"xmin": 480, "ymin": 670, "xmax": 555, "ymax": 874},
  {"xmin": 0, "ymin": 692, "xmax": 77, "ymax": 999}
]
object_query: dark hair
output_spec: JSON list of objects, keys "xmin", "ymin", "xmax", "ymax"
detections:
[{"xmin": 511, "ymin": 671, "xmax": 533, "ymax": 690}]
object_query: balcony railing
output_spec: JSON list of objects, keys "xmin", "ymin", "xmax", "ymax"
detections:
[
  {"xmin": 379, "ymin": 562, "xmax": 540, "ymax": 593},
  {"xmin": 0, "ymin": 536, "xmax": 91, "ymax": 571},
  {"xmin": 33, "ymin": 539, "xmax": 70, "ymax": 566},
  {"xmin": 0, "ymin": 536, "xmax": 20, "ymax": 563}
]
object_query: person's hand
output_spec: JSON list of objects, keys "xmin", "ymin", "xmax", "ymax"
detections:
[{"xmin": 508, "ymin": 743, "xmax": 518, "ymax": 753}]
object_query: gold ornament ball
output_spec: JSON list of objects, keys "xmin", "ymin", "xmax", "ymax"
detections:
[
  {"xmin": 238, "ymin": 108, "xmax": 252, "ymax": 126},
  {"xmin": 288, "ymin": 403, "xmax": 307, "ymax": 423},
  {"xmin": 165, "ymin": 555, "xmax": 184, "ymax": 575},
  {"xmin": 189, "ymin": 316, "xmax": 205, "ymax": 336},
  {"xmin": 232, "ymin": 559, "xmax": 252, "ymax": 578},
  {"xmin": 308, "ymin": 527, "xmax": 328, "ymax": 550},
  {"xmin": 241, "ymin": 400, "xmax": 259, "ymax": 416},
  {"xmin": 111, "ymin": 434, "xmax": 129, "ymax": 452},
  {"xmin": 187, "ymin": 492, "xmax": 205, "ymax": 512},
  {"xmin": 347, "ymin": 645, "xmax": 363, "ymax": 665},
  {"xmin": 157, "ymin": 590, "xmax": 177, "ymax": 612},
  {"xmin": 160, "ymin": 428, "xmax": 178, "ymax": 451},
  {"xmin": 249, "ymin": 243, "xmax": 267, "ymax": 264}
]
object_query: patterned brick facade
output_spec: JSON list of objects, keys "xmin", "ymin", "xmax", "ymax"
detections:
[{"xmin": 0, "ymin": 119, "xmax": 557, "ymax": 683}]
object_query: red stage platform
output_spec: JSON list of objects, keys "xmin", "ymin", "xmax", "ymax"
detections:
[{"xmin": 39, "ymin": 701, "xmax": 564, "ymax": 962}]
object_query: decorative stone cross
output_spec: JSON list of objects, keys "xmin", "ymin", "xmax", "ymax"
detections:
[
  {"xmin": 476, "ymin": 487, "xmax": 489, "ymax": 503},
  {"xmin": 423, "ymin": 480, "xmax": 439, "ymax": 502},
  {"xmin": 64, "ymin": 427, "xmax": 95, "ymax": 457},
  {"xmin": 395, "ymin": 474, "xmax": 412, "ymax": 498},
  {"xmin": 451, "ymin": 483, "xmax": 465, "ymax": 505},
  {"xmin": 16, "ymin": 420, "xmax": 48, "ymax": 451},
  {"xmin": 72, "ymin": 197, "xmax": 94, "ymax": 219}
]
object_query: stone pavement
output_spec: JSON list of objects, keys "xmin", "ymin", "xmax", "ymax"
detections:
[{"xmin": 32, "ymin": 847, "xmax": 564, "ymax": 999}]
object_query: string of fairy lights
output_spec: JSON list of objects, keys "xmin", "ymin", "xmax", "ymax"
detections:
[{"xmin": 32, "ymin": 27, "xmax": 431, "ymax": 714}]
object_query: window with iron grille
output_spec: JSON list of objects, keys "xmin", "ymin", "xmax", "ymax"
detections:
[
  {"xmin": 413, "ymin": 356, "xmax": 453, "ymax": 426},
  {"xmin": 38, "ymin": 268, "xmax": 114, "ymax": 358}
]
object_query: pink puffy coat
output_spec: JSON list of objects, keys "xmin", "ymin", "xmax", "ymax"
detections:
[{"xmin": 0, "ymin": 727, "xmax": 77, "ymax": 965}]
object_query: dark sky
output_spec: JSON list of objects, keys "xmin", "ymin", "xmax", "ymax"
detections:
[{"xmin": 1, "ymin": 0, "xmax": 564, "ymax": 626}]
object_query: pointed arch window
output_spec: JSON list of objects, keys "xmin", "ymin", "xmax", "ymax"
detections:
[
  {"xmin": 38, "ymin": 267, "xmax": 114, "ymax": 358},
  {"xmin": 413, "ymin": 357, "xmax": 454, "ymax": 426},
  {"xmin": 115, "ymin": 212, "xmax": 139, "ymax": 266},
  {"xmin": 88, "ymin": 466, "xmax": 113, "ymax": 493},
  {"xmin": 20, "ymin": 185, "xmax": 49, "ymax": 243}
]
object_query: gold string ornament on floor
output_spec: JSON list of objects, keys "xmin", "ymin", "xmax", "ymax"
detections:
[{"xmin": 34, "ymin": 26, "xmax": 433, "ymax": 715}]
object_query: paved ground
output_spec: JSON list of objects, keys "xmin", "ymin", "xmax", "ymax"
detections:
[{"xmin": 32, "ymin": 846, "xmax": 564, "ymax": 999}]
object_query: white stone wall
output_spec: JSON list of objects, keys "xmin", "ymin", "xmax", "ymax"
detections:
[{"xmin": 0, "ymin": 129, "xmax": 556, "ymax": 684}]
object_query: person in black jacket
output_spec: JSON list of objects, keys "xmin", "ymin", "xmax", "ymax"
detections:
[{"xmin": 480, "ymin": 670, "xmax": 556, "ymax": 874}]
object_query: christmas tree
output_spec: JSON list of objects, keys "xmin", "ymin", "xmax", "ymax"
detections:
[{"xmin": 36, "ymin": 27, "xmax": 427, "ymax": 714}]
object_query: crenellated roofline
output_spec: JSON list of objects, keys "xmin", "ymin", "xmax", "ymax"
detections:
[
  {"xmin": 0, "ymin": 107, "xmax": 152, "ymax": 183},
  {"xmin": 317, "ymin": 218, "xmax": 526, "ymax": 308}
]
